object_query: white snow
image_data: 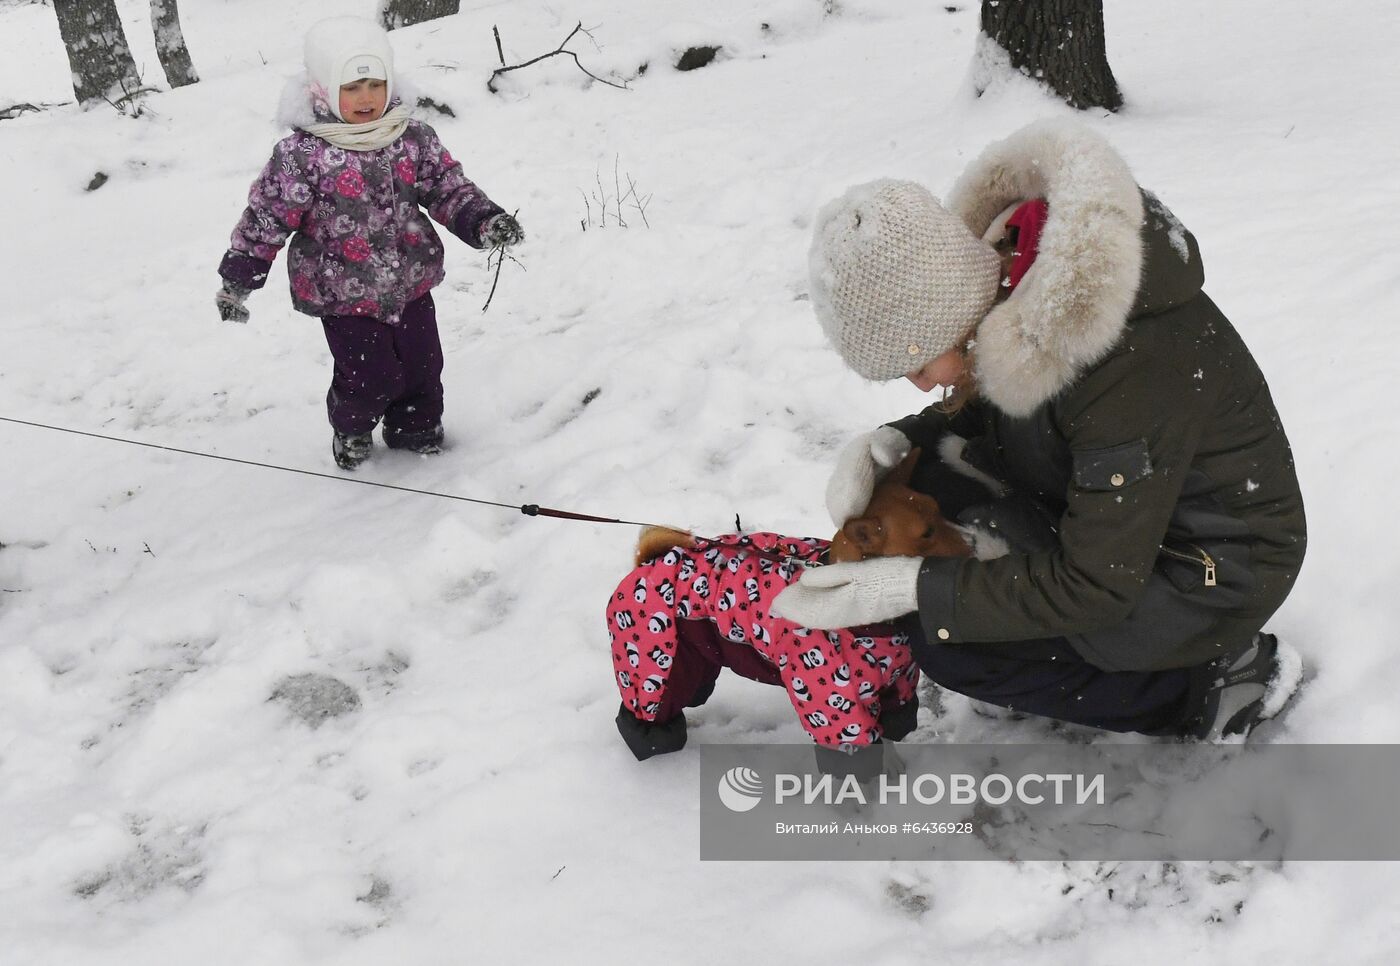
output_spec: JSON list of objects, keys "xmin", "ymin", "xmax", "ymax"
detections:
[{"xmin": 3, "ymin": 0, "xmax": 1400, "ymax": 963}]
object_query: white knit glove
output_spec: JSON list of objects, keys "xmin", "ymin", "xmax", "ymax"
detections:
[
  {"xmin": 825, "ymin": 426, "xmax": 913, "ymax": 526},
  {"xmin": 770, "ymin": 557, "xmax": 922, "ymax": 629}
]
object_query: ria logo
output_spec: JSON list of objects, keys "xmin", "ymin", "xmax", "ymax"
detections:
[{"xmin": 717, "ymin": 766, "xmax": 765, "ymax": 812}]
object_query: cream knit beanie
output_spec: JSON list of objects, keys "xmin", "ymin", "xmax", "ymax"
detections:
[{"xmin": 809, "ymin": 179, "xmax": 1001, "ymax": 381}]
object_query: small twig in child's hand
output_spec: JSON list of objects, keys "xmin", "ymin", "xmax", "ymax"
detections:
[
  {"xmin": 481, "ymin": 210, "xmax": 522, "ymax": 313},
  {"xmin": 482, "ymin": 248, "xmax": 507, "ymax": 312}
]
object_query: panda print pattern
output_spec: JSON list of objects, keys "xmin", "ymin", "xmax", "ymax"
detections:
[{"xmin": 607, "ymin": 532, "xmax": 920, "ymax": 748}]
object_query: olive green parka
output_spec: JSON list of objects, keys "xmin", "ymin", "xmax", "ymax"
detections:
[{"xmin": 893, "ymin": 121, "xmax": 1307, "ymax": 671}]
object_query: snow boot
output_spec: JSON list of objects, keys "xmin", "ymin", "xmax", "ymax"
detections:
[
  {"xmin": 1186, "ymin": 633, "xmax": 1303, "ymax": 741},
  {"xmin": 384, "ymin": 422, "xmax": 444, "ymax": 456},
  {"xmin": 332, "ymin": 430, "xmax": 373, "ymax": 470},
  {"xmin": 616, "ymin": 704, "xmax": 687, "ymax": 761}
]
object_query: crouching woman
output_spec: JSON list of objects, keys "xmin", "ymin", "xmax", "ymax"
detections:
[{"xmin": 772, "ymin": 120, "xmax": 1307, "ymax": 741}]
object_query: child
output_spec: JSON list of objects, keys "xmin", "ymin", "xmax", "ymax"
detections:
[
  {"xmin": 608, "ymin": 531, "xmax": 920, "ymax": 761},
  {"xmin": 215, "ymin": 16, "xmax": 523, "ymax": 469}
]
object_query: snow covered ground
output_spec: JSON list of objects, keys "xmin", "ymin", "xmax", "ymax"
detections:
[{"xmin": 2, "ymin": 0, "xmax": 1399, "ymax": 962}]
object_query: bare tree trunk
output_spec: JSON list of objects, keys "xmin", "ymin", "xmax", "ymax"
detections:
[
  {"xmin": 378, "ymin": 0, "xmax": 461, "ymax": 31},
  {"xmin": 51, "ymin": 0, "xmax": 143, "ymax": 108},
  {"xmin": 979, "ymin": 0, "xmax": 1123, "ymax": 112},
  {"xmin": 151, "ymin": 0, "xmax": 199, "ymax": 89}
]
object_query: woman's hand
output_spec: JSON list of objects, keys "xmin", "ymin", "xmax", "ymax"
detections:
[
  {"xmin": 770, "ymin": 557, "xmax": 921, "ymax": 629},
  {"xmin": 825, "ymin": 426, "xmax": 913, "ymax": 526}
]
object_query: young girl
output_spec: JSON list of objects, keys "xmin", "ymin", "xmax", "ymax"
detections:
[{"xmin": 216, "ymin": 16, "xmax": 523, "ymax": 469}]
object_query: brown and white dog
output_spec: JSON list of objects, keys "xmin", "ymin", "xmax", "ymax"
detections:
[
  {"xmin": 610, "ymin": 446, "xmax": 1011, "ymax": 756},
  {"xmin": 635, "ymin": 447, "xmax": 1004, "ymax": 567}
]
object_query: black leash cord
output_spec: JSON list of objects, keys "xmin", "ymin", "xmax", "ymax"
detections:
[{"xmin": 0, "ymin": 416, "xmax": 662, "ymax": 528}]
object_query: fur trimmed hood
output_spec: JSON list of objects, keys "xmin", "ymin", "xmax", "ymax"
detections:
[
  {"xmin": 276, "ymin": 71, "xmax": 415, "ymax": 130},
  {"xmin": 946, "ymin": 119, "xmax": 1147, "ymax": 417}
]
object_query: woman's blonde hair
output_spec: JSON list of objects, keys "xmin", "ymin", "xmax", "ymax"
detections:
[{"xmin": 935, "ymin": 337, "xmax": 980, "ymax": 415}]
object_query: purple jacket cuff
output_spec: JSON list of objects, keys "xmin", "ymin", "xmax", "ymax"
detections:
[
  {"xmin": 451, "ymin": 202, "xmax": 506, "ymax": 250},
  {"xmin": 219, "ymin": 250, "xmax": 274, "ymax": 290}
]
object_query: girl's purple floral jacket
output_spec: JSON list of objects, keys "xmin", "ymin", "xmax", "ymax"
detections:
[{"xmin": 219, "ymin": 94, "xmax": 503, "ymax": 324}]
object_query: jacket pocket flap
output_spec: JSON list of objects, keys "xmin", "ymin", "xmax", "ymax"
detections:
[{"xmin": 1072, "ymin": 439, "xmax": 1153, "ymax": 491}]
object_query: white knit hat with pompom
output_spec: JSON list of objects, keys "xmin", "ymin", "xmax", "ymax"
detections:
[{"xmin": 808, "ymin": 179, "xmax": 1000, "ymax": 381}]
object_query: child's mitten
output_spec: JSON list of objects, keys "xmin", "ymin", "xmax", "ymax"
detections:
[
  {"xmin": 215, "ymin": 284, "xmax": 251, "ymax": 324},
  {"xmin": 482, "ymin": 212, "xmax": 525, "ymax": 248}
]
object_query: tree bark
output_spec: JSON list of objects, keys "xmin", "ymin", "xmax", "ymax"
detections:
[
  {"xmin": 378, "ymin": 0, "xmax": 461, "ymax": 31},
  {"xmin": 980, "ymin": 0, "xmax": 1123, "ymax": 112},
  {"xmin": 51, "ymin": 0, "xmax": 143, "ymax": 108},
  {"xmin": 151, "ymin": 0, "xmax": 199, "ymax": 89}
]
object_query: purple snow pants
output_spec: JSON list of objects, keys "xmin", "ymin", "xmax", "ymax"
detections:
[{"xmin": 321, "ymin": 293, "xmax": 444, "ymax": 448}]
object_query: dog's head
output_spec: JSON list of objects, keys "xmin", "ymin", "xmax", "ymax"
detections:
[{"xmin": 828, "ymin": 448, "xmax": 973, "ymax": 563}]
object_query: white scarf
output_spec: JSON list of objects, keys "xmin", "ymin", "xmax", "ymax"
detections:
[{"xmin": 301, "ymin": 104, "xmax": 413, "ymax": 151}]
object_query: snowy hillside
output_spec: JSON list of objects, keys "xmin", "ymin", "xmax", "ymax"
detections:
[{"xmin": 2, "ymin": 0, "xmax": 1399, "ymax": 963}]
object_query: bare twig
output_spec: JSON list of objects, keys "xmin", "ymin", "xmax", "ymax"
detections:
[
  {"xmin": 580, "ymin": 162, "xmax": 652, "ymax": 230},
  {"xmin": 493, "ymin": 25, "xmax": 505, "ymax": 66},
  {"xmin": 624, "ymin": 174, "xmax": 652, "ymax": 228},
  {"xmin": 613, "ymin": 155, "xmax": 625, "ymax": 229},
  {"xmin": 482, "ymin": 211, "xmax": 524, "ymax": 313},
  {"xmin": 487, "ymin": 21, "xmax": 630, "ymax": 93}
]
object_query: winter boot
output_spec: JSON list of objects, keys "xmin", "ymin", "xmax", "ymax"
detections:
[
  {"xmin": 384, "ymin": 422, "xmax": 444, "ymax": 456},
  {"xmin": 332, "ymin": 430, "xmax": 373, "ymax": 470},
  {"xmin": 1186, "ymin": 633, "xmax": 1303, "ymax": 741},
  {"xmin": 615, "ymin": 704, "xmax": 687, "ymax": 761}
]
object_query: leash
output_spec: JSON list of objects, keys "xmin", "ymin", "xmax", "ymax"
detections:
[{"xmin": 0, "ymin": 416, "xmax": 666, "ymax": 529}]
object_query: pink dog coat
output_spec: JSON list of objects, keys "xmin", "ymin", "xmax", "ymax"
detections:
[{"xmin": 607, "ymin": 532, "xmax": 920, "ymax": 748}]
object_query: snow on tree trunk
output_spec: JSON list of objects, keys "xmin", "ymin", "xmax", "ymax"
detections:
[
  {"xmin": 977, "ymin": 0, "xmax": 1123, "ymax": 112},
  {"xmin": 51, "ymin": 0, "xmax": 143, "ymax": 108},
  {"xmin": 151, "ymin": 0, "xmax": 199, "ymax": 89},
  {"xmin": 377, "ymin": 0, "xmax": 461, "ymax": 31}
]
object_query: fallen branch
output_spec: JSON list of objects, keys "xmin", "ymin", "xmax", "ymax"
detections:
[
  {"xmin": 1, "ymin": 102, "xmax": 66, "ymax": 121},
  {"xmin": 488, "ymin": 22, "xmax": 630, "ymax": 93}
]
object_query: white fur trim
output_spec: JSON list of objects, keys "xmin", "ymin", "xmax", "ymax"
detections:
[
  {"xmin": 947, "ymin": 119, "xmax": 1145, "ymax": 417},
  {"xmin": 276, "ymin": 70, "xmax": 415, "ymax": 131}
]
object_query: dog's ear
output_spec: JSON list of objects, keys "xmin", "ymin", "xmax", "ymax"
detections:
[
  {"xmin": 635, "ymin": 526, "xmax": 695, "ymax": 566},
  {"xmin": 841, "ymin": 517, "xmax": 886, "ymax": 556},
  {"xmin": 887, "ymin": 447, "xmax": 922, "ymax": 488}
]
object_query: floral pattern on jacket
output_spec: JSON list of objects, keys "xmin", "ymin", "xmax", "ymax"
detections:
[{"xmin": 219, "ymin": 116, "xmax": 502, "ymax": 324}]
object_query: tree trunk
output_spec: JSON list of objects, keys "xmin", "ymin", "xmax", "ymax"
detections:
[
  {"xmin": 979, "ymin": 0, "xmax": 1123, "ymax": 112},
  {"xmin": 51, "ymin": 0, "xmax": 143, "ymax": 108},
  {"xmin": 151, "ymin": 0, "xmax": 199, "ymax": 89},
  {"xmin": 378, "ymin": 0, "xmax": 461, "ymax": 31}
]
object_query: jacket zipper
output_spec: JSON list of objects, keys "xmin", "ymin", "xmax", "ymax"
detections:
[{"xmin": 1159, "ymin": 543, "xmax": 1217, "ymax": 587}]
